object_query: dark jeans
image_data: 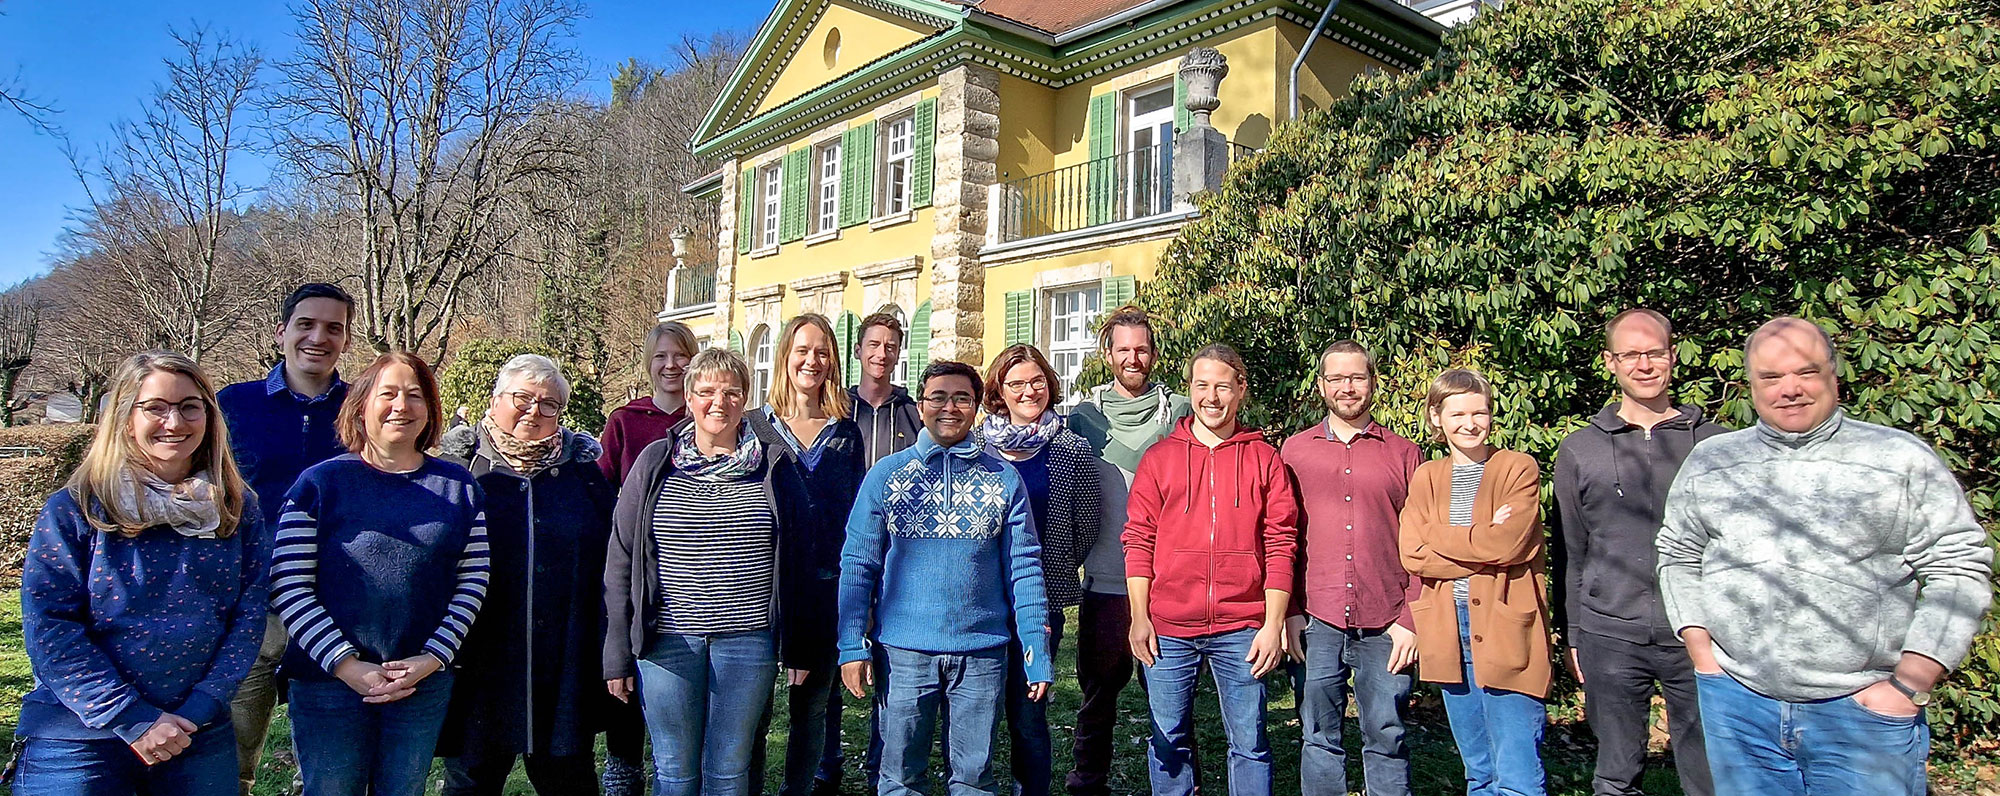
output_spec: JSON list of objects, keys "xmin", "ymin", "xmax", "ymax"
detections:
[
  {"xmin": 1290, "ymin": 619, "xmax": 1413, "ymax": 796},
  {"xmin": 1697, "ymin": 670, "xmax": 1929, "ymax": 796},
  {"xmin": 875, "ymin": 644, "xmax": 1009, "ymax": 796},
  {"xmin": 9, "ymin": 723, "xmax": 238, "ymax": 795},
  {"xmin": 440, "ymin": 750, "xmax": 599, "ymax": 796},
  {"xmin": 1574, "ymin": 630, "xmax": 1712, "ymax": 796},
  {"xmin": 778, "ymin": 652, "xmax": 846, "ymax": 796},
  {"xmin": 1003, "ymin": 611, "xmax": 1066, "ymax": 796},
  {"xmin": 1142, "ymin": 627, "xmax": 1269, "ymax": 796},
  {"xmin": 1067, "ymin": 592, "xmax": 1135, "ymax": 796},
  {"xmin": 289, "ymin": 672, "xmax": 457, "ymax": 796},
  {"xmin": 604, "ymin": 697, "xmax": 647, "ymax": 765}
]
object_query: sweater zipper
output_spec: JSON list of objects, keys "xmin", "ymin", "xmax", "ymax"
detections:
[
  {"xmin": 1207, "ymin": 445, "xmax": 1217, "ymax": 631},
  {"xmin": 522, "ymin": 474, "xmax": 536, "ymax": 743}
]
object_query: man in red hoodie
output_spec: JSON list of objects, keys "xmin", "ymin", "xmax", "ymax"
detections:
[{"xmin": 1123, "ymin": 343, "xmax": 1299, "ymax": 796}]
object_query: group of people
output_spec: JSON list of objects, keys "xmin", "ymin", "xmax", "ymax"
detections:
[{"xmin": 6, "ymin": 280, "xmax": 1989, "ymax": 796}]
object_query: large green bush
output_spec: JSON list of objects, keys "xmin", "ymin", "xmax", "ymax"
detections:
[
  {"xmin": 438, "ymin": 339, "xmax": 607, "ymax": 435},
  {"xmin": 1144, "ymin": 0, "xmax": 2000, "ymax": 755}
]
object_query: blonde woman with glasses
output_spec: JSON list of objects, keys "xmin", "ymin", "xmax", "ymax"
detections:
[{"xmin": 12, "ymin": 351, "xmax": 267, "ymax": 795}]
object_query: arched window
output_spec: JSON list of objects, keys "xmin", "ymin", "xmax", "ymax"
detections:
[
  {"xmin": 751, "ymin": 325, "xmax": 773, "ymax": 407},
  {"xmin": 886, "ymin": 305, "xmax": 909, "ymax": 387}
]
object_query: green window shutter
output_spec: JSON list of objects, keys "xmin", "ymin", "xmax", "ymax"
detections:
[
  {"xmin": 729, "ymin": 329, "xmax": 745, "ymax": 354},
  {"xmin": 1174, "ymin": 74, "xmax": 1191, "ymax": 133},
  {"xmin": 780, "ymin": 149, "xmax": 808, "ymax": 242},
  {"xmin": 836, "ymin": 311, "xmax": 860, "ymax": 388},
  {"xmin": 735, "ymin": 166, "xmax": 755, "ymax": 254},
  {"xmin": 1004, "ymin": 290, "xmax": 1034, "ymax": 346},
  {"xmin": 1086, "ymin": 93, "xmax": 1118, "ymax": 227},
  {"xmin": 907, "ymin": 300, "xmax": 932, "ymax": 380},
  {"xmin": 856, "ymin": 121, "xmax": 877, "ymax": 221},
  {"xmin": 1101, "ymin": 275, "xmax": 1137, "ymax": 310},
  {"xmin": 912, "ymin": 98, "xmax": 937, "ymax": 208},
  {"xmin": 840, "ymin": 127, "xmax": 866, "ymax": 227}
]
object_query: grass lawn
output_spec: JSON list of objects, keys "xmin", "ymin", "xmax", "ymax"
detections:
[{"xmin": 0, "ymin": 596, "xmax": 1694, "ymax": 795}]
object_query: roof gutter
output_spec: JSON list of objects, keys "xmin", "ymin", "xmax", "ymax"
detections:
[
  {"xmin": 1289, "ymin": 0, "xmax": 1341, "ymax": 120},
  {"xmin": 1051, "ymin": 0, "xmax": 1187, "ymax": 45}
]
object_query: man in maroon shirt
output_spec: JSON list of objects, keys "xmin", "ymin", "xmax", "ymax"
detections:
[{"xmin": 1279, "ymin": 339, "xmax": 1424, "ymax": 796}]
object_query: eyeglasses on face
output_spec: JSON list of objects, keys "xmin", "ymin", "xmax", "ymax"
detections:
[
  {"xmin": 1607, "ymin": 348, "xmax": 1673, "ymax": 366},
  {"xmin": 1318, "ymin": 374, "xmax": 1371, "ymax": 386},
  {"xmin": 691, "ymin": 386, "xmax": 748, "ymax": 403},
  {"xmin": 919, "ymin": 392, "xmax": 978, "ymax": 409},
  {"xmin": 506, "ymin": 391, "xmax": 567, "ymax": 418},
  {"xmin": 1002, "ymin": 377, "xmax": 1049, "ymax": 394},
  {"xmin": 134, "ymin": 399, "xmax": 207, "ymax": 422}
]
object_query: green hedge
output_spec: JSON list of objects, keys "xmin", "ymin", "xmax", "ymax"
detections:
[
  {"xmin": 438, "ymin": 339, "xmax": 607, "ymax": 436},
  {"xmin": 1142, "ymin": 0, "xmax": 2000, "ymax": 755}
]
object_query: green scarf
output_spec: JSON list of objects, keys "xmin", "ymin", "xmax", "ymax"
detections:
[{"xmin": 1075, "ymin": 384, "xmax": 1185, "ymax": 472}]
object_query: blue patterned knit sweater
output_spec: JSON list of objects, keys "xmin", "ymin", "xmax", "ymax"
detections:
[{"xmin": 836, "ymin": 430, "xmax": 1052, "ymax": 682}]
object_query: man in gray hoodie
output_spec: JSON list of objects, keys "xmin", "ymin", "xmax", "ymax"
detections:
[
  {"xmin": 1657, "ymin": 316, "xmax": 1991, "ymax": 796},
  {"xmin": 1556, "ymin": 309, "xmax": 1720, "ymax": 796}
]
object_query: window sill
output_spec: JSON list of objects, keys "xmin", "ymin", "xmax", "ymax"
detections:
[
  {"xmin": 869, "ymin": 209, "xmax": 917, "ymax": 230},
  {"xmin": 803, "ymin": 228, "xmax": 841, "ymax": 246},
  {"xmin": 748, "ymin": 245, "xmax": 780, "ymax": 259}
]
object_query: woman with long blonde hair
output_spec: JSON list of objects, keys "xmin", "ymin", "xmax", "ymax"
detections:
[
  {"xmin": 748, "ymin": 313, "xmax": 865, "ymax": 796},
  {"xmin": 12, "ymin": 351, "xmax": 268, "ymax": 795}
]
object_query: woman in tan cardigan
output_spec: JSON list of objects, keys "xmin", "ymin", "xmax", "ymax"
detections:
[{"xmin": 1398, "ymin": 368, "xmax": 1551, "ymax": 796}]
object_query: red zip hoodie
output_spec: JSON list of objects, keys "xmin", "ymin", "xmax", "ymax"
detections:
[{"xmin": 1122, "ymin": 417, "xmax": 1300, "ymax": 638}]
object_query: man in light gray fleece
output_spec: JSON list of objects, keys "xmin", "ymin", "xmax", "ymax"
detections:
[{"xmin": 1656, "ymin": 316, "xmax": 1991, "ymax": 796}]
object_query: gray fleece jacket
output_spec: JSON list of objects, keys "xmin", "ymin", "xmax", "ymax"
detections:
[{"xmin": 1656, "ymin": 409, "xmax": 1992, "ymax": 701}]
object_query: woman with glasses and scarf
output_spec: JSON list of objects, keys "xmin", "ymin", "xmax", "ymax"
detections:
[
  {"xmin": 603, "ymin": 348, "xmax": 816, "ymax": 796},
  {"xmin": 434, "ymin": 355, "xmax": 617, "ymax": 795},
  {"xmin": 12, "ymin": 351, "xmax": 267, "ymax": 795},
  {"xmin": 977, "ymin": 343, "xmax": 1102, "ymax": 796}
]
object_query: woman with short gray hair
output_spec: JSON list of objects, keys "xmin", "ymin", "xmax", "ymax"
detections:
[{"xmin": 435, "ymin": 353, "xmax": 617, "ymax": 796}]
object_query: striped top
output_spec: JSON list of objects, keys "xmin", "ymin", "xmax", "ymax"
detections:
[
  {"xmin": 650, "ymin": 469, "xmax": 778, "ymax": 635},
  {"xmin": 271, "ymin": 455, "xmax": 490, "ymax": 679},
  {"xmin": 1449, "ymin": 461, "xmax": 1485, "ymax": 604}
]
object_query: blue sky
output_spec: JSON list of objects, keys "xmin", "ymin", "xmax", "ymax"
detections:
[{"xmin": 0, "ymin": 0, "xmax": 770, "ymax": 286}]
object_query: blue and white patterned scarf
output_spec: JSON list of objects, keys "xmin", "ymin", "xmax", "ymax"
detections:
[
  {"xmin": 981, "ymin": 409, "xmax": 1065, "ymax": 456},
  {"xmin": 672, "ymin": 421, "xmax": 764, "ymax": 482}
]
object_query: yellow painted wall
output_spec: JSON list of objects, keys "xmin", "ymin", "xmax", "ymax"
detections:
[
  {"xmin": 754, "ymin": 1, "xmax": 939, "ymax": 117},
  {"xmin": 995, "ymin": 75, "xmax": 1057, "ymax": 184},
  {"xmin": 1276, "ymin": 17, "xmax": 1396, "ymax": 119}
]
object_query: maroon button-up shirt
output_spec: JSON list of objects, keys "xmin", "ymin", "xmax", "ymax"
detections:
[{"xmin": 1279, "ymin": 419, "xmax": 1424, "ymax": 630}]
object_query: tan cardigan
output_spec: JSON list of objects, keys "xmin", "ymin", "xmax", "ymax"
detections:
[{"xmin": 1397, "ymin": 449, "xmax": 1553, "ymax": 698}]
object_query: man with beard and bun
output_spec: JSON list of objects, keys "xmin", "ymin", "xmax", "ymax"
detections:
[
  {"xmin": 1279, "ymin": 340, "xmax": 1423, "ymax": 796},
  {"xmin": 1124, "ymin": 344, "xmax": 1298, "ymax": 796},
  {"xmin": 1063, "ymin": 305, "xmax": 1189, "ymax": 796},
  {"xmin": 1553, "ymin": 309, "xmax": 1720, "ymax": 796},
  {"xmin": 1658, "ymin": 317, "xmax": 1990, "ymax": 796},
  {"xmin": 218, "ymin": 282, "xmax": 354, "ymax": 796}
]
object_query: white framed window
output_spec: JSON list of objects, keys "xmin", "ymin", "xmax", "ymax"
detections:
[
  {"xmin": 1045, "ymin": 285, "xmax": 1102, "ymax": 408},
  {"xmin": 751, "ymin": 325, "xmax": 774, "ymax": 407},
  {"xmin": 889, "ymin": 305, "xmax": 909, "ymax": 387},
  {"xmin": 815, "ymin": 142, "xmax": 841, "ymax": 234},
  {"xmin": 1125, "ymin": 84, "xmax": 1176, "ymax": 220},
  {"xmin": 759, "ymin": 164, "xmax": 782, "ymax": 249},
  {"xmin": 880, "ymin": 115, "xmax": 913, "ymax": 216}
]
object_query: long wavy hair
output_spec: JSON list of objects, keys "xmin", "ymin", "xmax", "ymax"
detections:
[
  {"xmin": 765, "ymin": 313, "xmax": 852, "ymax": 420},
  {"xmin": 67, "ymin": 350, "xmax": 249, "ymax": 538}
]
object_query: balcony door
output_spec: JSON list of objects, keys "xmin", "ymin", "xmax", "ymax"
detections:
[{"xmin": 1126, "ymin": 85, "xmax": 1175, "ymax": 220}]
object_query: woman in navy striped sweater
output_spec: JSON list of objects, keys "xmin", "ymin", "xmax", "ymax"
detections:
[{"xmin": 270, "ymin": 352, "xmax": 491, "ymax": 796}]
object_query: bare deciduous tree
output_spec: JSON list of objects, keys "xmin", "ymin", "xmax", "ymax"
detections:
[
  {"xmin": 1, "ymin": 281, "xmax": 44, "ymax": 427},
  {"xmin": 271, "ymin": 0, "xmax": 587, "ymax": 360},
  {"xmin": 65, "ymin": 27, "xmax": 263, "ymax": 363}
]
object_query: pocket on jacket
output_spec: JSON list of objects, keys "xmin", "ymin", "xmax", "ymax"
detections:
[{"xmin": 1212, "ymin": 552, "xmax": 1264, "ymax": 606}]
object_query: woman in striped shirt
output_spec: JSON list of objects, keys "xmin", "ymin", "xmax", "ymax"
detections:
[
  {"xmin": 603, "ymin": 348, "xmax": 810, "ymax": 796},
  {"xmin": 270, "ymin": 352, "xmax": 491, "ymax": 796},
  {"xmin": 1397, "ymin": 368, "xmax": 1551, "ymax": 796}
]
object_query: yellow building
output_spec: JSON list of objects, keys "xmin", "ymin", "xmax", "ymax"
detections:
[{"xmin": 666, "ymin": 0, "xmax": 1442, "ymax": 404}]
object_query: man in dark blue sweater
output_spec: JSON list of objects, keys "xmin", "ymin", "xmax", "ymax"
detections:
[{"xmin": 216, "ymin": 282, "xmax": 354, "ymax": 796}]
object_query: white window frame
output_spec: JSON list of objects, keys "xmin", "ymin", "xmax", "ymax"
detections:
[
  {"xmin": 751, "ymin": 325, "xmax": 774, "ymax": 407},
  {"xmin": 814, "ymin": 141, "xmax": 841, "ymax": 234},
  {"xmin": 1124, "ymin": 83, "xmax": 1176, "ymax": 221},
  {"xmin": 1043, "ymin": 285, "xmax": 1102, "ymax": 409},
  {"xmin": 759, "ymin": 163, "xmax": 782, "ymax": 249},
  {"xmin": 879, "ymin": 114, "xmax": 914, "ymax": 216},
  {"xmin": 889, "ymin": 305, "xmax": 909, "ymax": 388}
]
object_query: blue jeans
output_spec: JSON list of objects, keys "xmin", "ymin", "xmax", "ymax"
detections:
[
  {"xmin": 289, "ymin": 671, "xmax": 456, "ymax": 796},
  {"xmin": 1290, "ymin": 619, "xmax": 1413, "ymax": 796},
  {"xmin": 1141, "ymin": 627, "xmax": 1270, "ymax": 796},
  {"xmin": 874, "ymin": 644, "xmax": 1008, "ymax": 796},
  {"xmin": 9, "ymin": 723, "xmax": 238, "ymax": 795},
  {"xmin": 637, "ymin": 630, "xmax": 777, "ymax": 796},
  {"xmin": 1696, "ymin": 669, "xmax": 1929, "ymax": 796},
  {"xmin": 1438, "ymin": 600, "xmax": 1546, "ymax": 796}
]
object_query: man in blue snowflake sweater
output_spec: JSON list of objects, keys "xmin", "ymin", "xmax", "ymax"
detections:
[{"xmin": 838, "ymin": 359, "xmax": 1053, "ymax": 796}]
